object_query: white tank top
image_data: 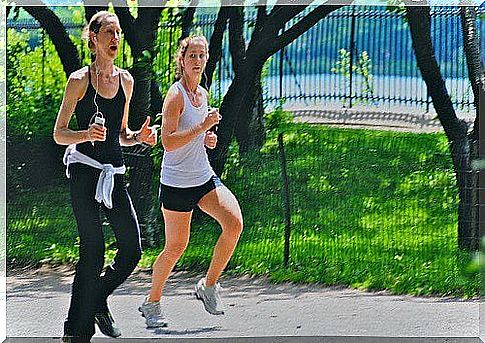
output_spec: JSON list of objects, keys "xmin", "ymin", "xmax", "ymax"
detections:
[{"xmin": 160, "ymin": 81, "xmax": 215, "ymax": 187}]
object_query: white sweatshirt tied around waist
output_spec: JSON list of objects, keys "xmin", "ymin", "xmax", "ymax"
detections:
[{"xmin": 63, "ymin": 144, "xmax": 126, "ymax": 209}]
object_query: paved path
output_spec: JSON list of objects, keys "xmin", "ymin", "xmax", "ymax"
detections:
[
  {"xmin": 288, "ymin": 105, "xmax": 475, "ymax": 133},
  {"xmin": 6, "ymin": 267, "xmax": 479, "ymax": 341}
]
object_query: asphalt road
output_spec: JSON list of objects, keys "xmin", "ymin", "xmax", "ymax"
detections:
[{"xmin": 5, "ymin": 266, "xmax": 479, "ymax": 342}]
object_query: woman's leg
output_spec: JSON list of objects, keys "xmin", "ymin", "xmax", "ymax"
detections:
[
  {"xmin": 148, "ymin": 208, "xmax": 192, "ymax": 302},
  {"xmin": 98, "ymin": 176, "xmax": 142, "ymax": 307},
  {"xmin": 197, "ymin": 185, "xmax": 243, "ymax": 286},
  {"xmin": 65, "ymin": 166, "xmax": 105, "ymax": 339}
]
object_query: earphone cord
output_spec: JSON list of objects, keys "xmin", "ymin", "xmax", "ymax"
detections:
[
  {"xmin": 94, "ymin": 62, "xmax": 101, "ymax": 116},
  {"xmin": 89, "ymin": 62, "xmax": 104, "ymax": 125}
]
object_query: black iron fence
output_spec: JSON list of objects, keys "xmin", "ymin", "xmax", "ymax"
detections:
[
  {"xmin": 6, "ymin": 127, "xmax": 481, "ymax": 295},
  {"xmin": 6, "ymin": 6, "xmax": 481, "ymax": 295},
  {"xmin": 7, "ymin": 6, "xmax": 482, "ymax": 114}
]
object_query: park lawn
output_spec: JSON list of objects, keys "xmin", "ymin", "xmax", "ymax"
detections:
[{"xmin": 7, "ymin": 124, "xmax": 479, "ymax": 297}]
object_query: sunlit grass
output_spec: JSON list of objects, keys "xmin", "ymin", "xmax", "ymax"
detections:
[{"xmin": 7, "ymin": 124, "xmax": 479, "ymax": 297}]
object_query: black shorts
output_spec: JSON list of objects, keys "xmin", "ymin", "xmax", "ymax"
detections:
[{"xmin": 159, "ymin": 175, "xmax": 223, "ymax": 212}]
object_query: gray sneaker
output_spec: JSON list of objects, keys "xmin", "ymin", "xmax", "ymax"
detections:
[
  {"xmin": 195, "ymin": 278, "xmax": 225, "ymax": 315},
  {"xmin": 138, "ymin": 297, "xmax": 168, "ymax": 328}
]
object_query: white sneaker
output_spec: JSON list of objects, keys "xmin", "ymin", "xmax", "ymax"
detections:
[
  {"xmin": 195, "ymin": 278, "xmax": 225, "ymax": 315},
  {"xmin": 138, "ymin": 296, "xmax": 168, "ymax": 328}
]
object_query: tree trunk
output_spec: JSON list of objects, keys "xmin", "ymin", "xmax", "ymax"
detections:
[
  {"xmin": 114, "ymin": 7, "xmax": 163, "ymax": 247},
  {"xmin": 179, "ymin": 4, "xmax": 197, "ymax": 43},
  {"xmin": 406, "ymin": 5, "xmax": 477, "ymax": 250},
  {"xmin": 234, "ymin": 71, "xmax": 266, "ymax": 154},
  {"xmin": 460, "ymin": 5, "xmax": 483, "ymax": 249},
  {"xmin": 23, "ymin": 6, "xmax": 81, "ymax": 77},
  {"xmin": 228, "ymin": 6, "xmax": 265, "ymax": 154},
  {"xmin": 83, "ymin": 4, "xmax": 108, "ymax": 24},
  {"xmin": 208, "ymin": 60, "xmax": 263, "ymax": 175},
  {"xmin": 202, "ymin": 7, "xmax": 231, "ymax": 90}
]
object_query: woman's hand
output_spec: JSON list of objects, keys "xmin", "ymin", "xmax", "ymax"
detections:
[
  {"xmin": 204, "ymin": 131, "xmax": 217, "ymax": 149},
  {"xmin": 135, "ymin": 116, "xmax": 158, "ymax": 146},
  {"xmin": 201, "ymin": 108, "xmax": 221, "ymax": 131},
  {"xmin": 87, "ymin": 123, "xmax": 107, "ymax": 142}
]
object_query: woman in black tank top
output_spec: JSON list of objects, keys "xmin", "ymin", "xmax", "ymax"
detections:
[{"xmin": 53, "ymin": 11, "xmax": 157, "ymax": 342}]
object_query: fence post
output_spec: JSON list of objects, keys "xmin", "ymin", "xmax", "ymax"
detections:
[
  {"xmin": 278, "ymin": 133, "xmax": 291, "ymax": 267},
  {"xmin": 168, "ymin": 8, "xmax": 174, "ymax": 83},
  {"xmin": 426, "ymin": 88, "xmax": 430, "ymax": 113},
  {"xmin": 279, "ymin": 46, "xmax": 284, "ymax": 100},
  {"xmin": 41, "ymin": 28, "xmax": 45, "ymax": 99},
  {"xmin": 348, "ymin": 6, "xmax": 356, "ymax": 109}
]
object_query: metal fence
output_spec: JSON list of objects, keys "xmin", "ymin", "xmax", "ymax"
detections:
[
  {"xmin": 5, "ymin": 6, "xmax": 481, "ymax": 294},
  {"xmin": 6, "ymin": 127, "xmax": 480, "ymax": 295},
  {"xmin": 7, "ymin": 6, "xmax": 482, "ymax": 114}
]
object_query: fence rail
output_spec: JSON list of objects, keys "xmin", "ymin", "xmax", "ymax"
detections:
[
  {"xmin": 7, "ymin": 128, "xmax": 480, "ymax": 297},
  {"xmin": 7, "ymin": 6, "xmax": 482, "ymax": 114}
]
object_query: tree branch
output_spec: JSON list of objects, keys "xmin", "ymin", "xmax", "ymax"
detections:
[
  {"xmin": 248, "ymin": 5, "xmax": 268, "ymax": 49},
  {"xmin": 228, "ymin": 6, "xmax": 246, "ymax": 75},
  {"xmin": 267, "ymin": 5, "xmax": 306, "ymax": 33},
  {"xmin": 405, "ymin": 5, "xmax": 466, "ymax": 140},
  {"xmin": 179, "ymin": 2, "xmax": 198, "ymax": 43},
  {"xmin": 269, "ymin": 3, "xmax": 345, "ymax": 57},
  {"xmin": 114, "ymin": 7, "xmax": 136, "ymax": 51},
  {"xmin": 460, "ymin": 5, "xmax": 482, "ymax": 139},
  {"xmin": 23, "ymin": 4, "xmax": 81, "ymax": 76},
  {"xmin": 83, "ymin": 2, "xmax": 108, "ymax": 23},
  {"xmin": 202, "ymin": 6, "xmax": 231, "ymax": 89}
]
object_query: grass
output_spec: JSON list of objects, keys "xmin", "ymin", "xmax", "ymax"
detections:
[
  {"xmin": 7, "ymin": 124, "xmax": 479, "ymax": 297},
  {"xmin": 7, "ymin": 187, "xmax": 117, "ymax": 266}
]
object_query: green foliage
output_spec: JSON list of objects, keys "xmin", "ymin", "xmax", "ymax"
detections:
[
  {"xmin": 7, "ymin": 186, "xmax": 117, "ymax": 267},
  {"xmin": 463, "ymin": 236, "xmax": 485, "ymax": 296},
  {"xmin": 331, "ymin": 48, "xmax": 375, "ymax": 106},
  {"xmin": 264, "ymin": 100, "xmax": 293, "ymax": 134},
  {"xmin": 153, "ymin": 8, "xmax": 181, "ymax": 95},
  {"xmin": 386, "ymin": 0, "xmax": 406, "ymax": 16},
  {"xmin": 7, "ymin": 28, "xmax": 67, "ymax": 136},
  {"xmin": 260, "ymin": 56, "xmax": 273, "ymax": 111},
  {"xmin": 220, "ymin": 125, "xmax": 477, "ymax": 297}
]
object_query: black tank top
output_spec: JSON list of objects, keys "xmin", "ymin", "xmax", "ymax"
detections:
[{"xmin": 75, "ymin": 66, "xmax": 125, "ymax": 167}]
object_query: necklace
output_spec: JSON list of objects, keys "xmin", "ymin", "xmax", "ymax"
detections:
[
  {"xmin": 94, "ymin": 63, "xmax": 116, "ymax": 83},
  {"xmin": 182, "ymin": 79, "xmax": 198, "ymax": 104}
]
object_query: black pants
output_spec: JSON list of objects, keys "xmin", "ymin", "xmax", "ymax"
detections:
[{"xmin": 64, "ymin": 164, "xmax": 142, "ymax": 339}]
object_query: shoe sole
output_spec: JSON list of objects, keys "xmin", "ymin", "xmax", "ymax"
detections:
[
  {"xmin": 94, "ymin": 317, "xmax": 122, "ymax": 338},
  {"xmin": 138, "ymin": 307, "xmax": 168, "ymax": 328},
  {"xmin": 194, "ymin": 287, "xmax": 225, "ymax": 315}
]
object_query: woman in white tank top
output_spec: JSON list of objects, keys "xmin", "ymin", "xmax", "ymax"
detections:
[{"xmin": 139, "ymin": 35, "xmax": 243, "ymax": 328}]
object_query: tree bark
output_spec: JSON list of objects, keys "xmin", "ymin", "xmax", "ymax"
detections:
[
  {"xmin": 23, "ymin": 5, "xmax": 81, "ymax": 77},
  {"xmin": 113, "ymin": 6, "xmax": 164, "ymax": 247},
  {"xmin": 228, "ymin": 6, "xmax": 265, "ymax": 154},
  {"xmin": 201, "ymin": 7, "xmax": 231, "ymax": 90},
  {"xmin": 460, "ymin": 5, "xmax": 483, "ymax": 249},
  {"xmin": 83, "ymin": 3, "xmax": 108, "ymax": 24},
  {"xmin": 460, "ymin": 6, "xmax": 482, "ymax": 141},
  {"xmin": 406, "ymin": 5, "xmax": 477, "ymax": 250},
  {"xmin": 115, "ymin": 7, "xmax": 162, "ymax": 127},
  {"xmin": 179, "ymin": 2, "xmax": 198, "ymax": 43},
  {"xmin": 208, "ymin": 63, "xmax": 263, "ymax": 175}
]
